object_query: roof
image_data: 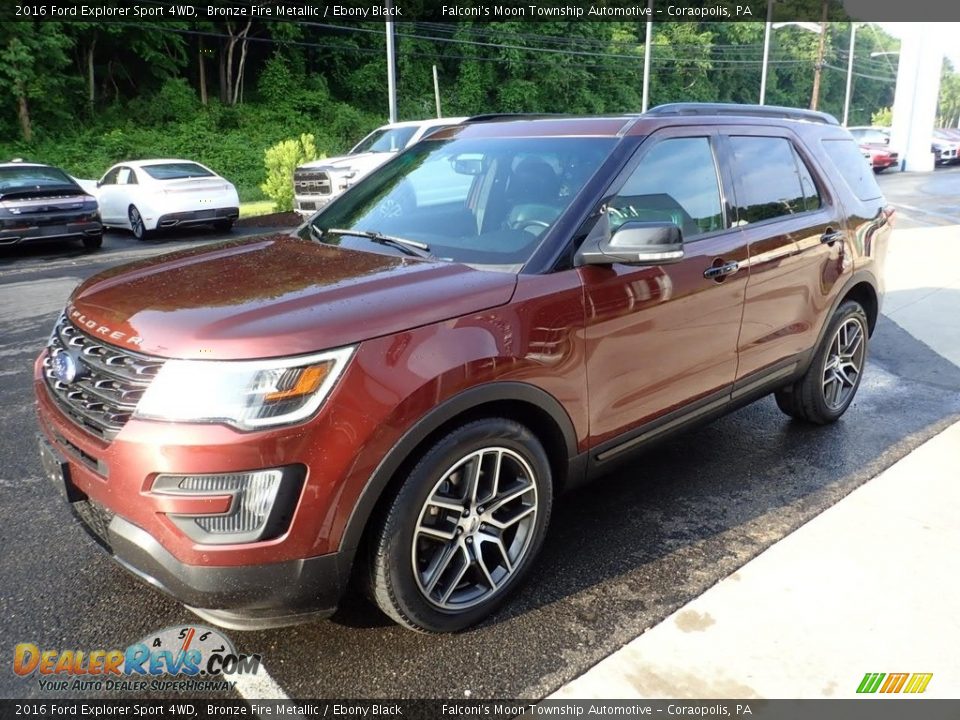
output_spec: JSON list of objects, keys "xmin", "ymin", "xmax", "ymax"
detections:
[
  {"xmin": 382, "ymin": 117, "xmax": 468, "ymax": 129},
  {"xmin": 0, "ymin": 161, "xmax": 50, "ymax": 169},
  {"xmin": 433, "ymin": 116, "xmax": 637, "ymax": 140}
]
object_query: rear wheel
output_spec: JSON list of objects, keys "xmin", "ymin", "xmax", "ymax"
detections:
[
  {"xmin": 775, "ymin": 300, "xmax": 868, "ymax": 424},
  {"xmin": 81, "ymin": 233, "xmax": 103, "ymax": 250},
  {"xmin": 128, "ymin": 206, "xmax": 151, "ymax": 241},
  {"xmin": 213, "ymin": 219, "xmax": 234, "ymax": 233},
  {"xmin": 368, "ymin": 418, "xmax": 552, "ymax": 633}
]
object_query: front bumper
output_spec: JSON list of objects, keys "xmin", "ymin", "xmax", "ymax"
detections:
[
  {"xmin": 155, "ymin": 207, "xmax": 239, "ymax": 229},
  {"xmin": 39, "ymin": 431, "xmax": 345, "ymax": 630},
  {"xmin": 102, "ymin": 510, "xmax": 342, "ymax": 630},
  {"xmin": 294, "ymin": 194, "xmax": 336, "ymax": 218}
]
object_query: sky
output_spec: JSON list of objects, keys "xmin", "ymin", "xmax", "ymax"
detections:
[{"xmin": 878, "ymin": 22, "xmax": 960, "ymax": 70}]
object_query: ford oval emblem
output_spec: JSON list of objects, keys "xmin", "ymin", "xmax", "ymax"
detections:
[{"xmin": 53, "ymin": 351, "xmax": 81, "ymax": 384}]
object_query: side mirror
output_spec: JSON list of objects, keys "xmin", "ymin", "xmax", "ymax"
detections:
[
  {"xmin": 577, "ymin": 221, "xmax": 684, "ymax": 266},
  {"xmin": 451, "ymin": 155, "xmax": 484, "ymax": 176},
  {"xmin": 96, "ymin": 180, "xmax": 103, "ymax": 188}
]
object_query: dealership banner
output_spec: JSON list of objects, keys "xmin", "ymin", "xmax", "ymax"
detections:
[
  {"xmin": 2, "ymin": 700, "xmax": 960, "ymax": 719},
  {"xmin": 3, "ymin": 0, "xmax": 960, "ymax": 23}
]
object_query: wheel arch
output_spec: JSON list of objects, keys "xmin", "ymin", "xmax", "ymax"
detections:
[
  {"xmin": 337, "ymin": 382, "xmax": 582, "ymax": 564},
  {"xmin": 841, "ymin": 280, "xmax": 879, "ymax": 336}
]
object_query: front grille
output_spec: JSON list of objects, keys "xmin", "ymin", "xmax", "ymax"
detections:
[
  {"xmin": 42, "ymin": 313, "xmax": 165, "ymax": 440},
  {"xmin": 72, "ymin": 498, "xmax": 115, "ymax": 550},
  {"xmin": 294, "ymin": 170, "xmax": 332, "ymax": 196}
]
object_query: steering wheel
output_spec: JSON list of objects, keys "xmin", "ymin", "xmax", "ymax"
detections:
[{"xmin": 510, "ymin": 219, "xmax": 551, "ymax": 234}]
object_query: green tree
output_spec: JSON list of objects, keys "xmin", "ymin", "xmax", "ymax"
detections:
[{"xmin": 0, "ymin": 22, "xmax": 73, "ymax": 141}]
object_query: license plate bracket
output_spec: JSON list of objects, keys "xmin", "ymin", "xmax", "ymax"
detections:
[{"xmin": 37, "ymin": 435, "xmax": 83, "ymax": 503}]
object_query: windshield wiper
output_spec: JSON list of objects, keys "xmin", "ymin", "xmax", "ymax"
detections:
[{"xmin": 321, "ymin": 227, "xmax": 432, "ymax": 259}]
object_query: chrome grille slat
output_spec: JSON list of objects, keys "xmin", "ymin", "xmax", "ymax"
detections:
[
  {"xmin": 294, "ymin": 170, "xmax": 332, "ymax": 196},
  {"xmin": 43, "ymin": 313, "xmax": 164, "ymax": 440}
]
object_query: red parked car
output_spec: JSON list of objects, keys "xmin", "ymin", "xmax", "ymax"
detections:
[{"xmin": 36, "ymin": 105, "xmax": 891, "ymax": 632}]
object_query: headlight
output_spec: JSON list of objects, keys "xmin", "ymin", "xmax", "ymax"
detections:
[{"xmin": 134, "ymin": 347, "xmax": 353, "ymax": 430}]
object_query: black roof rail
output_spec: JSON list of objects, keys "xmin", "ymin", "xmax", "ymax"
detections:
[
  {"xmin": 465, "ymin": 113, "xmax": 567, "ymax": 123},
  {"xmin": 644, "ymin": 103, "xmax": 839, "ymax": 126}
]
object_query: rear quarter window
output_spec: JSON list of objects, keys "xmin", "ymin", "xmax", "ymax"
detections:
[{"xmin": 821, "ymin": 138, "xmax": 883, "ymax": 201}]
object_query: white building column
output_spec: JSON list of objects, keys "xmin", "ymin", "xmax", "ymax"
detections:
[{"xmin": 890, "ymin": 24, "xmax": 944, "ymax": 172}]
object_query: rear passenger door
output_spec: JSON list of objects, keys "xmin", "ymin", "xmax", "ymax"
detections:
[
  {"xmin": 580, "ymin": 129, "xmax": 749, "ymax": 450},
  {"xmin": 720, "ymin": 128, "xmax": 848, "ymax": 385}
]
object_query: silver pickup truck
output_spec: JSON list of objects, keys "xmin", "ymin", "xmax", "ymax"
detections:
[{"xmin": 293, "ymin": 117, "xmax": 465, "ymax": 218}]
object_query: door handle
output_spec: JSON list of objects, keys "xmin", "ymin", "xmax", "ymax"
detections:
[
  {"xmin": 703, "ymin": 261, "xmax": 740, "ymax": 280},
  {"xmin": 821, "ymin": 229, "xmax": 844, "ymax": 245}
]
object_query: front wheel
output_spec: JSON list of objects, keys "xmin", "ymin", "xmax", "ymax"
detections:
[
  {"xmin": 775, "ymin": 299, "xmax": 869, "ymax": 424},
  {"xmin": 368, "ymin": 418, "xmax": 553, "ymax": 632}
]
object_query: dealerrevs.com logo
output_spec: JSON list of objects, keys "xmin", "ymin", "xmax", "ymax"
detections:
[{"xmin": 13, "ymin": 625, "xmax": 262, "ymax": 693}]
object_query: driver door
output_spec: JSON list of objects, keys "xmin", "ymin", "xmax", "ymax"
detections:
[{"xmin": 579, "ymin": 129, "xmax": 750, "ymax": 454}]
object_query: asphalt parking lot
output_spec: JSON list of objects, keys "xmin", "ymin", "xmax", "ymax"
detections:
[{"xmin": 2, "ymin": 170, "xmax": 959, "ymax": 700}]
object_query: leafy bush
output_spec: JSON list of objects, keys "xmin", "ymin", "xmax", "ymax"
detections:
[
  {"xmin": 0, "ymin": 91, "xmax": 382, "ymax": 202},
  {"xmin": 260, "ymin": 134, "xmax": 322, "ymax": 212},
  {"xmin": 871, "ymin": 107, "xmax": 893, "ymax": 127}
]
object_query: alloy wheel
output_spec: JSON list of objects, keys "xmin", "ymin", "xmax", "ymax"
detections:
[
  {"xmin": 129, "ymin": 207, "xmax": 144, "ymax": 239},
  {"xmin": 411, "ymin": 447, "xmax": 538, "ymax": 611},
  {"xmin": 822, "ymin": 316, "xmax": 865, "ymax": 410}
]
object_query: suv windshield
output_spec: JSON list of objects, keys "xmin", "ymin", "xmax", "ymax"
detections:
[
  {"xmin": 351, "ymin": 127, "xmax": 419, "ymax": 154},
  {"xmin": 305, "ymin": 135, "xmax": 615, "ymax": 271}
]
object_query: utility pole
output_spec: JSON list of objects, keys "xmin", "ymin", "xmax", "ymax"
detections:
[
  {"xmin": 432, "ymin": 65, "xmax": 442, "ymax": 118},
  {"xmin": 385, "ymin": 0, "xmax": 398, "ymax": 123},
  {"xmin": 641, "ymin": 0, "xmax": 653, "ymax": 112},
  {"xmin": 759, "ymin": 0, "xmax": 773, "ymax": 105},
  {"xmin": 842, "ymin": 23, "xmax": 858, "ymax": 126},
  {"xmin": 810, "ymin": 0, "xmax": 828, "ymax": 111}
]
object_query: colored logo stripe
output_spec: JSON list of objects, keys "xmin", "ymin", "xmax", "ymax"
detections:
[
  {"xmin": 880, "ymin": 673, "xmax": 909, "ymax": 693},
  {"xmin": 857, "ymin": 672, "xmax": 885, "ymax": 693},
  {"xmin": 857, "ymin": 672, "xmax": 932, "ymax": 694},
  {"xmin": 904, "ymin": 673, "xmax": 933, "ymax": 694}
]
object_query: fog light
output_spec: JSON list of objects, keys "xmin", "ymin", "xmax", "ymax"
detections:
[{"xmin": 152, "ymin": 466, "xmax": 304, "ymax": 544}]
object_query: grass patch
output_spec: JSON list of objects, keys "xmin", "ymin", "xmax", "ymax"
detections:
[{"xmin": 239, "ymin": 200, "xmax": 276, "ymax": 218}]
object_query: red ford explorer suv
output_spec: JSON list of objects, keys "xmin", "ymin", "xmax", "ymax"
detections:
[{"xmin": 36, "ymin": 105, "xmax": 891, "ymax": 633}]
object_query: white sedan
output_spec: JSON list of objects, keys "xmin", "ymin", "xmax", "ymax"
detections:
[{"xmin": 94, "ymin": 159, "xmax": 239, "ymax": 240}]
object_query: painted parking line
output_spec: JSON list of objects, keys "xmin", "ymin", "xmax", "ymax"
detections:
[{"xmin": 234, "ymin": 663, "xmax": 290, "ymax": 702}]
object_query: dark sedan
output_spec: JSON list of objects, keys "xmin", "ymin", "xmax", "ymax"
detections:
[{"xmin": 0, "ymin": 161, "xmax": 102, "ymax": 250}]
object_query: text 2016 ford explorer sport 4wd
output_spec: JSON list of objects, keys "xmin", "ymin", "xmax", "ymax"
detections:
[{"xmin": 36, "ymin": 105, "xmax": 891, "ymax": 633}]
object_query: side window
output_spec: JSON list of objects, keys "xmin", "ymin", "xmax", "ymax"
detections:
[
  {"xmin": 100, "ymin": 167, "xmax": 120, "ymax": 186},
  {"xmin": 117, "ymin": 167, "xmax": 138, "ymax": 186},
  {"xmin": 117, "ymin": 167, "xmax": 137, "ymax": 185},
  {"xmin": 728, "ymin": 136, "xmax": 812, "ymax": 224},
  {"xmin": 609, "ymin": 137, "xmax": 724, "ymax": 240},
  {"xmin": 821, "ymin": 138, "xmax": 883, "ymax": 201}
]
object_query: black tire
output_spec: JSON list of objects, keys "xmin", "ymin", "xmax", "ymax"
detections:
[
  {"xmin": 774, "ymin": 300, "xmax": 869, "ymax": 425},
  {"xmin": 128, "ymin": 206, "xmax": 151, "ymax": 241},
  {"xmin": 368, "ymin": 417, "xmax": 553, "ymax": 633},
  {"xmin": 214, "ymin": 219, "xmax": 234, "ymax": 233},
  {"xmin": 81, "ymin": 233, "xmax": 103, "ymax": 250}
]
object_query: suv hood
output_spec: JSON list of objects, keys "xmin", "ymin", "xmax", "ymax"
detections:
[
  {"xmin": 67, "ymin": 236, "xmax": 517, "ymax": 359},
  {"xmin": 298, "ymin": 152, "xmax": 393, "ymax": 175}
]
